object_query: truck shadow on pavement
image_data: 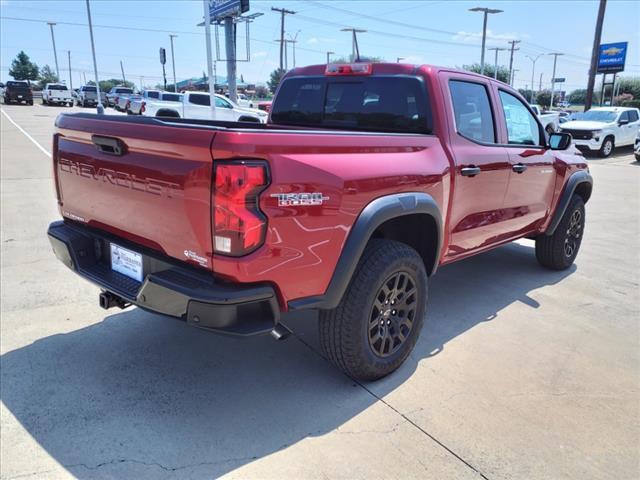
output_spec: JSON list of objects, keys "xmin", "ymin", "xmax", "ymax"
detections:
[{"xmin": 1, "ymin": 242, "xmax": 574, "ymax": 478}]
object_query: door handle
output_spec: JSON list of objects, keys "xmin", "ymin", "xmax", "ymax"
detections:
[
  {"xmin": 512, "ymin": 163, "xmax": 527, "ymax": 174},
  {"xmin": 461, "ymin": 166, "xmax": 481, "ymax": 177},
  {"xmin": 91, "ymin": 135, "xmax": 126, "ymax": 156}
]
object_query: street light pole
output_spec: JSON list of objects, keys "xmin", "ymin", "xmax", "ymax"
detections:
[
  {"xmin": 341, "ymin": 28, "xmax": 367, "ymax": 62},
  {"xmin": 468, "ymin": 7, "xmax": 503, "ymax": 76},
  {"xmin": 547, "ymin": 52, "xmax": 564, "ymax": 110},
  {"xmin": 67, "ymin": 50, "xmax": 73, "ymax": 91},
  {"xmin": 326, "ymin": 51, "xmax": 334, "ymax": 64},
  {"xmin": 47, "ymin": 22, "xmax": 60, "ymax": 79},
  {"xmin": 526, "ymin": 54, "xmax": 543, "ymax": 103},
  {"xmin": 169, "ymin": 34, "xmax": 178, "ymax": 92}
]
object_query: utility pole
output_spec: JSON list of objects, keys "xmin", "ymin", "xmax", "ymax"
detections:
[
  {"xmin": 511, "ymin": 68, "xmax": 518, "ymax": 86},
  {"xmin": 585, "ymin": 0, "xmax": 607, "ymax": 111},
  {"xmin": 287, "ymin": 30, "xmax": 300, "ymax": 68},
  {"xmin": 326, "ymin": 51, "xmax": 334, "ymax": 64},
  {"xmin": 526, "ymin": 54, "xmax": 543, "ymax": 103},
  {"xmin": 272, "ymin": 7, "xmax": 296, "ymax": 71},
  {"xmin": 468, "ymin": 7, "xmax": 503, "ymax": 75},
  {"xmin": 507, "ymin": 40, "xmax": 521, "ymax": 85},
  {"xmin": 224, "ymin": 16, "xmax": 237, "ymax": 103},
  {"xmin": 488, "ymin": 47, "xmax": 506, "ymax": 79},
  {"xmin": 82, "ymin": 71, "xmax": 87, "ymax": 85},
  {"xmin": 341, "ymin": 28, "xmax": 367, "ymax": 62},
  {"xmin": 169, "ymin": 34, "xmax": 178, "ymax": 92},
  {"xmin": 120, "ymin": 60, "xmax": 126, "ymax": 84},
  {"xmin": 547, "ymin": 52, "xmax": 564, "ymax": 109},
  {"xmin": 67, "ymin": 50, "xmax": 73, "ymax": 91},
  {"xmin": 47, "ymin": 22, "xmax": 60, "ymax": 79},
  {"xmin": 539, "ymin": 72, "xmax": 543, "ymax": 93},
  {"xmin": 202, "ymin": 0, "xmax": 216, "ymax": 119},
  {"xmin": 284, "ymin": 39, "xmax": 297, "ymax": 68}
]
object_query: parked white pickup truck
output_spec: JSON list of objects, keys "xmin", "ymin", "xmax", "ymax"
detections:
[
  {"xmin": 560, "ymin": 107, "xmax": 640, "ymax": 157},
  {"xmin": 42, "ymin": 83, "xmax": 73, "ymax": 106},
  {"xmin": 530, "ymin": 104, "xmax": 560, "ymax": 134},
  {"xmin": 128, "ymin": 90, "xmax": 162, "ymax": 115},
  {"xmin": 142, "ymin": 91, "xmax": 267, "ymax": 123}
]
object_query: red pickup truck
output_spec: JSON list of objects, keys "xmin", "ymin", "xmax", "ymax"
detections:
[{"xmin": 48, "ymin": 63, "xmax": 592, "ymax": 380}]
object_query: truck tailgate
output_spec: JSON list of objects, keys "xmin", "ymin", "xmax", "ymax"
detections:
[{"xmin": 54, "ymin": 114, "xmax": 215, "ymax": 270}]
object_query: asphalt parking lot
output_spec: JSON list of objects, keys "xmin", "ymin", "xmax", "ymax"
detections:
[{"xmin": 1, "ymin": 103, "xmax": 639, "ymax": 480}]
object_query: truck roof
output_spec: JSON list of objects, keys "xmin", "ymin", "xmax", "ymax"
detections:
[
  {"xmin": 286, "ymin": 62, "xmax": 504, "ymax": 83},
  {"xmin": 590, "ymin": 106, "xmax": 639, "ymax": 112}
]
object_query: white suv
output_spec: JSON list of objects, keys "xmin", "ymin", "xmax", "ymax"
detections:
[{"xmin": 559, "ymin": 107, "xmax": 640, "ymax": 157}]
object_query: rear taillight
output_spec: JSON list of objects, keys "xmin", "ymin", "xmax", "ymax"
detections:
[
  {"xmin": 213, "ymin": 161, "xmax": 269, "ymax": 256},
  {"xmin": 141, "ymin": 101, "xmax": 146, "ymax": 113},
  {"xmin": 325, "ymin": 63, "xmax": 372, "ymax": 76}
]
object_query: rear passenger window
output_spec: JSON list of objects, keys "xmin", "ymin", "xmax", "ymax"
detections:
[
  {"xmin": 628, "ymin": 110, "xmax": 639, "ymax": 122},
  {"xmin": 449, "ymin": 80, "xmax": 495, "ymax": 143}
]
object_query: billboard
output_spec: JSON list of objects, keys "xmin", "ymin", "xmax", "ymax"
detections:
[
  {"xmin": 597, "ymin": 42, "xmax": 628, "ymax": 73},
  {"xmin": 208, "ymin": 0, "xmax": 249, "ymax": 21}
]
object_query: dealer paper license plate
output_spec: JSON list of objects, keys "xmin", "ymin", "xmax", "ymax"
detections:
[{"xmin": 110, "ymin": 243, "xmax": 143, "ymax": 282}]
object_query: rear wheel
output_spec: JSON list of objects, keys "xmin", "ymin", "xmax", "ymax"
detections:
[
  {"xmin": 598, "ymin": 136, "xmax": 614, "ymax": 158},
  {"xmin": 319, "ymin": 239, "xmax": 427, "ymax": 381},
  {"xmin": 535, "ymin": 195, "xmax": 585, "ymax": 270}
]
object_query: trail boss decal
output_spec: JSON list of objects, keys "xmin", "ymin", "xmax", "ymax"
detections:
[{"xmin": 271, "ymin": 192, "xmax": 330, "ymax": 207}]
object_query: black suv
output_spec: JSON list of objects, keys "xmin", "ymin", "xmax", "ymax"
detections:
[{"xmin": 3, "ymin": 80, "xmax": 33, "ymax": 105}]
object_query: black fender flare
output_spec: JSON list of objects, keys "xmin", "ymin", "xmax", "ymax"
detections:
[
  {"xmin": 288, "ymin": 192, "xmax": 442, "ymax": 311},
  {"xmin": 545, "ymin": 170, "xmax": 593, "ymax": 235}
]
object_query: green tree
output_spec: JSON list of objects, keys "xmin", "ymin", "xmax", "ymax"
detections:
[
  {"xmin": 8, "ymin": 50, "xmax": 39, "ymax": 81},
  {"xmin": 254, "ymin": 85, "xmax": 270, "ymax": 99},
  {"xmin": 462, "ymin": 63, "xmax": 510, "ymax": 84},
  {"xmin": 88, "ymin": 78, "xmax": 135, "ymax": 92},
  {"xmin": 518, "ymin": 89, "xmax": 535, "ymax": 102},
  {"xmin": 329, "ymin": 56, "xmax": 385, "ymax": 64},
  {"xmin": 37, "ymin": 65, "xmax": 59, "ymax": 88},
  {"xmin": 567, "ymin": 89, "xmax": 587, "ymax": 105},
  {"xmin": 615, "ymin": 76, "xmax": 640, "ymax": 99},
  {"xmin": 267, "ymin": 68, "xmax": 286, "ymax": 93},
  {"xmin": 535, "ymin": 89, "xmax": 562, "ymax": 108}
]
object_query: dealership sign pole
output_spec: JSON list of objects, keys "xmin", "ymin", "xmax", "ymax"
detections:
[
  {"xmin": 203, "ymin": 0, "xmax": 217, "ymax": 119},
  {"xmin": 85, "ymin": 0, "xmax": 103, "ymax": 114}
]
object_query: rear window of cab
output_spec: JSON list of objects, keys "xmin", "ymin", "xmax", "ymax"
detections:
[{"xmin": 271, "ymin": 75, "xmax": 432, "ymax": 134}]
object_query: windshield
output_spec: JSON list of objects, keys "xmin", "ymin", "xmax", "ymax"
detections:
[
  {"xmin": 582, "ymin": 110, "xmax": 618, "ymax": 122},
  {"xmin": 82, "ymin": 86, "xmax": 97, "ymax": 92},
  {"xmin": 48, "ymin": 84, "xmax": 68, "ymax": 90},
  {"xmin": 271, "ymin": 75, "xmax": 431, "ymax": 133},
  {"xmin": 115, "ymin": 88, "xmax": 133, "ymax": 94},
  {"xmin": 7, "ymin": 81, "xmax": 29, "ymax": 88}
]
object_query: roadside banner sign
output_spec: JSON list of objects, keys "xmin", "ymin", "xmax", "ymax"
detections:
[
  {"xmin": 552, "ymin": 77, "xmax": 565, "ymax": 83},
  {"xmin": 597, "ymin": 42, "xmax": 628, "ymax": 73},
  {"xmin": 208, "ymin": 0, "xmax": 249, "ymax": 21},
  {"xmin": 159, "ymin": 47, "xmax": 166, "ymax": 65}
]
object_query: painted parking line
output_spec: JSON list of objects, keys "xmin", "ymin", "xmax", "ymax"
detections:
[{"xmin": 1, "ymin": 108, "xmax": 52, "ymax": 158}]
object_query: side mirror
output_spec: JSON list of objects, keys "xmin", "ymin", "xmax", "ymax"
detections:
[
  {"xmin": 549, "ymin": 132, "xmax": 572, "ymax": 150},
  {"xmin": 618, "ymin": 119, "xmax": 629, "ymax": 125}
]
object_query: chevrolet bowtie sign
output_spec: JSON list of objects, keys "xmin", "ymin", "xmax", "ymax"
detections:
[{"xmin": 597, "ymin": 42, "xmax": 628, "ymax": 73}]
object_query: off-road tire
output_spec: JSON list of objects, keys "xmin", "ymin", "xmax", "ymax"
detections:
[
  {"xmin": 536, "ymin": 195, "xmax": 585, "ymax": 270},
  {"xmin": 598, "ymin": 136, "xmax": 614, "ymax": 158},
  {"xmin": 319, "ymin": 239, "xmax": 428, "ymax": 381}
]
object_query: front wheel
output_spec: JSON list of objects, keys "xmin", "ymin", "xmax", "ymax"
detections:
[
  {"xmin": 319, "ymin": 239, "xmax": 427, "ymax": 381},
  {"xmin": 536, "ymin": 195, "xmax": 585, "ymax": 270},
  {"xmin": 598, "ymin": 136, "xmax": 614, "ymax": 158}
]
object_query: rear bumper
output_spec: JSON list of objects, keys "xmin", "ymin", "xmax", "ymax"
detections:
[{"xmin": 47, "ymin": 221, "xmax": 281, "ymax": 335}]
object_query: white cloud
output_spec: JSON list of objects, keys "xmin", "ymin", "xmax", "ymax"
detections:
[
  {"xmin": 307, "ymin": 36, "xmax": 337, "ymax": 45},
  {"xmin": 453, "ymin": 29, "xmax": 528, "ymax": 45},
  {"xmin": 253, "ymin": 51, "xmax": 268, "ymax": 58}
]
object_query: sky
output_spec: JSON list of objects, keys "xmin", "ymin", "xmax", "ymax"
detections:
[{"xmin": 1, "ymin": 0, "xmax": 639, "ymax": 93}]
